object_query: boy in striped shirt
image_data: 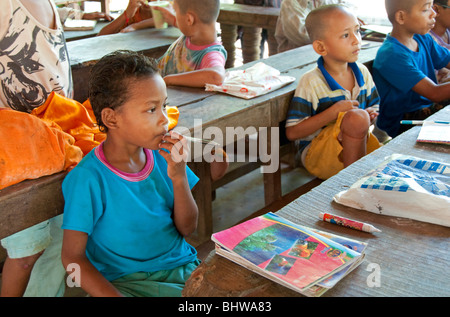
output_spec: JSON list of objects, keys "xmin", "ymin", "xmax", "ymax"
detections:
[{"xmin": 285, "ymin": 4, "xmax": 381, "ymax": 180}]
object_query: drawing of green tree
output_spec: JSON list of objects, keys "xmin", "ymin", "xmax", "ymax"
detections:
[{"xmin": 236, "ymin": 226, "xmax": 279, "ymax": 252}]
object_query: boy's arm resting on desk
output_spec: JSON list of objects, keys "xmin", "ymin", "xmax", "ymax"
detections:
[
  {"xmin": 61, "ymin": 230, "xmax": 125, "ymax": 297},
  {"xmin": 82, "ymin": 12, "xmax": 113, "ymax": 22},
  {"xmin": 120, "ymin": 19, "xmax": 154, "ymax": 33},
  {"xmin": 412, "ymin": 76, "xmax": 450, "ymax": 103},
  {"xmin": 163, "ymin": 66, "xmax": 225, "ymax": 88},
  {"xmin": 97, "ymin": 0, "xmax": 150, "ymax": 36},
  {"xmin": 285, "ymin": 100, "xmax": 359, "ymax": 140},
  {"xmin": 97, "ymin": 12, "xmax": 129, "ymax": 35}
]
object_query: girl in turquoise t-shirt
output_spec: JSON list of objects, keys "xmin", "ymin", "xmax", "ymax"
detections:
[{"xmin": 61, "ymin": 50, "xmax": 200, "ymax": 297}]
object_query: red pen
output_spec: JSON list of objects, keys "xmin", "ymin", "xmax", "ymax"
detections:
[{"xmin": 319, "ymin": 212, "xmax": 381, "ymax": 233}]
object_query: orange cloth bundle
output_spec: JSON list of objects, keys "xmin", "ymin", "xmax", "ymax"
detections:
[
  {"xmin": 31, "ymin": 92, "xmax": 106, "ymax": 155},
  {"xmin": 167, "ymin": 105, "xmax": 179, "ymax": 131},
  {"xmin": 0, "ymin": 92, "xmax": 180, "ymax": 190},
  {"xmin": 0, "ymin": 108, "xmax": 83, "ymax": 190},
  {"xmin": 31, "ymin": 92, "xmax": 180, "ymax": 154}
]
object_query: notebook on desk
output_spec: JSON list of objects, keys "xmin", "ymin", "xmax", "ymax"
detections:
[
  {"xmin": 417, "ymin": 121, "xmax": 450, "ymax": 144},
  {"xmin": 361, "ymin": 24, "xmax": 392, "ymax": 42},
  {"xmin": 63, "ymin": 18, "xmax": 97, "ymax": 31},
  {"xmin": 212, "ymin": 212, "xmax": 366, "ymax": 297}
]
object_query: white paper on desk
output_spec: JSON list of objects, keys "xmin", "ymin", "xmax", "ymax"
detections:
[
  {"xmin": 333, "ymin": 154, "xmax": 450, "ymax": 227},
  {"xmin": 63, "ymin": 18, "xmax": 97, "ymax": 31},
  {"xmin": 361, "ymin": 24, "xmax": 392, "ymax": 35},
  {"xmin": 205, "ymin": 62, "xmax": 296, "ymax": 99},
  {"xmin": 417, "ymin": 121, "xmax": 450, "ymax": 144}
]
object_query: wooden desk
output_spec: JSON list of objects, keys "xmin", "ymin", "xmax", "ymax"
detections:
[
  {"xmin": 0, "ymin": 43, "xmax": 381, "ymax": 247},
  {"xmin": 218, "ymin": 3, "xmax": 280, "ymax": 68},
  {"xmin": 64, "ymin": 21, "xmax": 109, "ymax": 42},
  {"xmin": 218, "ymin": 3, "xmax": 280, "ymax": 29},
  {"xmin": 67, "ymin": 27, "xmax": 182, "ymax": 102},
  {"xmin": 183, "ymin": 107, "xmax": 450, "ymax": 297}
]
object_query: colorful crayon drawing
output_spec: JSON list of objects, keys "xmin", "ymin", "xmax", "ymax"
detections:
[
  {"xmin": 265, "ymin": 255, "xmax": 296, "ymax": 275},
  {"xmin": 289, "ymin": 239, "xmax": 319, "ymax": 260}
]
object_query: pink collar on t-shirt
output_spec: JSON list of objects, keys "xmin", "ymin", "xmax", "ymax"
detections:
[{"xmin": 94, "ymin": 143, "xmax": 154, "ymax": 182}]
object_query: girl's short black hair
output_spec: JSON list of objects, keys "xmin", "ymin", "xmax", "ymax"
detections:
[{"xmin": 89, "ymin": 50, "xmax": 159, "ymax": 132}]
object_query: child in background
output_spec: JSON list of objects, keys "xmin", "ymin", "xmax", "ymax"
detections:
[
  {"xmin": 373, "ymin": 0, "xmax": 450, "ymax": 138},
  {"xmin": 100, "ymin": 0, "xmax": 226, "ymax": 87},
  {"xmin": 61, "ymin": 50, "xmax": 200, "ymax": 297},
  {"xmin": 429, "ymin": 0, "xmax": 450, "ymax": 50},
  {"xmin": 429, "ymin": 0, "xmax": 450, "ymax": 83},
  {"xmin": 100, "ymin": 0, "xmax": 228, "ymax": 179},
  {"xmin": 155, "ymin": 0, "xmax": 229, "ymax": 178},
  {"xmin": 285, "ymin": 5, "xmax": 381, "ymax": 180},
  {"xmin": 155, "ymin": 0, "xmax": 227, "ymax": 87}
]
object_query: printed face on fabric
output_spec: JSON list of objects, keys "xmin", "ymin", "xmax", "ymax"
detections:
[{"xmin": 0, "ymin": 6, "xmax": 71, "ymax": 112}]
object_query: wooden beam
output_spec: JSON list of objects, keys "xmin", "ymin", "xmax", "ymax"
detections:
[
  {"xmin": 218, "ymin": 3, "xmax": 280, "ymax": 29},
  {"xmin": 0, "ymin": 172, "xmax": 66, "ymax": 240}
]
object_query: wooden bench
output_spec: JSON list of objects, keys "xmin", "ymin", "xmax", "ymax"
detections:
[{"xmin": 218, "ymin": 3, "xmax": 280, "ymax": 68}]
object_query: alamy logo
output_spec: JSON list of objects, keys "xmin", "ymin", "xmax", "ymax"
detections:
[
  {"xmin": 366, "ymin": 263, "xmax": 381, "ymax": 288},
  {"xmin": 66, "ymin": 263, "xmax": 81, "ymax": 288},
  {"xmin": 170, "ymin": 119, "xmax": 280, "ymax": 173}
]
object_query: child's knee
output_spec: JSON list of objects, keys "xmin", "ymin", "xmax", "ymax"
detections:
[{"xmin": 341, "ymin": 109, "xmax": 370, "ymax": 137}]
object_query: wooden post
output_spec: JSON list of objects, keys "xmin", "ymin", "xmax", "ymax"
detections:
[
  {"xmin": 187, "ymin": 161, "xmax": 213, "ymax": 245},
  {"xmin": 218, "ymin": 4, "xmax": 280, "ymax": 68},
  {"xmin": 220, "ymin": 24, "xmax": 238, "ymax": 69}
]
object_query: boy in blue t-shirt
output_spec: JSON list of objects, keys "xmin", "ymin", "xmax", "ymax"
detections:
[
  {"xmin": 61, "ymin": 50, "xmax": 200, "ymax": 297},
  {"xmin": 373, "ymin": 0, "xmax": 450, "ymax": 138}
]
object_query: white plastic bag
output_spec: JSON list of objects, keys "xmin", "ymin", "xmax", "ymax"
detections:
[
  {"xmin": 205, "ymin": 62, "xmax": 295, "ymax": 99},
  {"xmin": 333, "ymin": 154, "xmax": 450, "ymax": 227}
]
